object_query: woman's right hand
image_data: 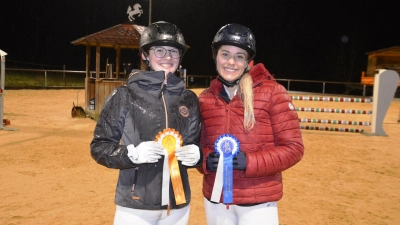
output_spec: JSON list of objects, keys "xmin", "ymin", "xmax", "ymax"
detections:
[
  {"xmin": 127, "ymin": 141, "xmax": 165, "ymax": 164},
  {"xmin": 206, "ymin": 152, "xmax": 220, "ymax": 171}
]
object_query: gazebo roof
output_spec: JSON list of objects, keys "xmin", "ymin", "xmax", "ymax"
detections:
[
  {"xmin": 71, "ymin": 21, "xmax": 146, "ymax": 49},
  {"xmin": 365, "ymin": 46, "xmax": 400, "ymax": 56}
]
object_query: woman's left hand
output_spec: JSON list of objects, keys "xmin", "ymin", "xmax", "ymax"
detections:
[{"xmin": 175, "ymin": 144, "xmax": 200, "ymax": 166}]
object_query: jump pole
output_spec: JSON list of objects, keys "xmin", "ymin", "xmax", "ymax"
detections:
[
  {"xmin": 292, "ymin": 70, "xmax": 398, "ymax": 135},
  {"xmin": 363, "ymin": 69, "xmax": 399, "ymax": 136},
  {"xmin": 292, "ymin": 96, "xmax": 372, "ymax": 133},
  {"xmin": 0, "ymin": 49, "xmax": 17, "ymax": 131}
]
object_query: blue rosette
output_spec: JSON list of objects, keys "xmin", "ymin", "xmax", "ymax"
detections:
[
  {"xmin": 212, "ymin": 134, "xmax": 240, "ymax": 204},
  {"xmin": 214, "ymin": 134, "xmax": 240, "ymax": 157}
]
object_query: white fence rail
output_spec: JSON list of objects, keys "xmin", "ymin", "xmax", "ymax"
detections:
[{"xmin": 5, "ymin": 68, "xmax": 400, "ymax": 97}]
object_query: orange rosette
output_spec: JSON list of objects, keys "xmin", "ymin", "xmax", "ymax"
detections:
[{"xmin": 155, "ymin": 128, "xmax": 186, "ymax": 205}]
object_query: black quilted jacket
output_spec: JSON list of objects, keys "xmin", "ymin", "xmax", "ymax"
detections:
[{"xmin": 90, "ymin": 70, "xmax": 202, "ymax": 210}]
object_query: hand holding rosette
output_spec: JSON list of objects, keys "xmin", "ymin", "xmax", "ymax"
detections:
[
  {"xmin": 206, "ymin": 152, "xmax": 220, "ymax": 171},
  {"xmin": 233, "ymin": 151, "xmax": 246, "ymax": 170},
  {"xmin": 127, "ymin": 141, "xmax": 165, "ymax": 164},
  {"xmin": 175, "ymin": 144, "xmax": 200, "ymax": 166},
  {"xmin": 207, "ymin": 151, "xmax": 246, "ymax": 171}
]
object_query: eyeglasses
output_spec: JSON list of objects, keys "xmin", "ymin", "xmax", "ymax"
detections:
[
  {"xmin": 149, "ymin": 47, "xmax": 182, "ymax": 59},
  {"xmin": 218, "ymin": 51, "xmax": 248, "ymax": 63}
]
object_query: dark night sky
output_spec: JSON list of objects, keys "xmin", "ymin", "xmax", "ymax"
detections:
[{"xmin": 1, "ymin": 0, "xmax": 400, "ymax": 82}]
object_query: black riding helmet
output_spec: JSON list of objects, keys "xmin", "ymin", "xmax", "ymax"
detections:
[
  {"xmin": 211, "ymin": 23, "xmax": 256, "ymax": 62},
  {"xmin": 140, "ymin": 21, "xmax": 187, "ymax": 55},
  {"xmin": 212, "ymin": 24, "xmax": 256, "ymax": 87},
  {"xmin": 139, "ymin": 21, "xmax": 187, "ymax": 74}
]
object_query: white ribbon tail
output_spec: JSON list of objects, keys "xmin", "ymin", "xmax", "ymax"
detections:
[
  {"xmin": 210, "ymin": 154, "xmax": 224, "ymax": 202},
  {"xmin": 161, "ymin": 149, "xmax": 170, "ymax": 206}
]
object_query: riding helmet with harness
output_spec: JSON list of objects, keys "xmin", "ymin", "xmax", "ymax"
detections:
[
  {"xmin": 140, "ymin": 21, "xmax": 187, "ymax": 72},
  {"xmin": 211, "ymin": 23, "xmax": 256, "ymax": 87}
]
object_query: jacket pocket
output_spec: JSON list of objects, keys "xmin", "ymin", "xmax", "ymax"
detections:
[{"xmin": 131, "ymin": 162, "xmax": 163, "ymax": 205}]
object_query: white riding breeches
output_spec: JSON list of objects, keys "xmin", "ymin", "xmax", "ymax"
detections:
[
  {"xmin": 204, "ymin": 198, "xmax": 279, "ymax": 225},
  {"xmin": 113, "ymin": 204, "xmax": 190, "ymax": 225}
]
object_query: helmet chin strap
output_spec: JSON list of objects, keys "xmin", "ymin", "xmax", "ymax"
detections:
[
  {"xmin": 217, "ymin": 75, "xmax": 242, "ymax": 87},
  {"xmin": 217, "ymin": 63, "xmax": 250, "ymax": 87}
]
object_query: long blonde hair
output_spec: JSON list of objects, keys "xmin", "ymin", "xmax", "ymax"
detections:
[{"xmin": 238, "ymin": 72, "xmax": 255, "ymax": 132}]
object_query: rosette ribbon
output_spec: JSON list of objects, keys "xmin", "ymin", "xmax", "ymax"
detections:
[
  {"xmin": 210, "ymin": 134, "xmax": 240, "ymax": 204},
  {"xmin": 155, "ymin": 128, "xmax": 186, "ymax": 206}
]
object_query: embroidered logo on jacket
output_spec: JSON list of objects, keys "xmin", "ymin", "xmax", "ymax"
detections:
[
  {"xmin": 288, "ymin": 102, "xmax": 295, "ymax": 110},
  {"xmin": 179, "ymin": 106, "xmax": 189, "ymax": 117}
]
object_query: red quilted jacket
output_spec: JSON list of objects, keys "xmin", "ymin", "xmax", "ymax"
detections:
[{"xmin": 198, "ymin": 63, "xmax": 304, "ymax": 204}]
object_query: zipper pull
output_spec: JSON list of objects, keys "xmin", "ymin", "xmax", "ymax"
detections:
[{"xmin": 131, "ymin": 167, "xmax": 138, "ymax": 192}]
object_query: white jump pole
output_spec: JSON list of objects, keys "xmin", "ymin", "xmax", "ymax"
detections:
[
  {"xmin": 363, "ymin": 69, "xmax": 399, "ymax": 136},
  {"xmin": 0, "ymin": 49, "xmax": 7, "ymax": 129},
  {"xmin": 0, "ymin": 49, "xmax": 17, "ymax": 131}
]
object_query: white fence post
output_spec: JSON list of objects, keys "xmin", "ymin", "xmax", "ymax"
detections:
[{"xmin": 363, "ymin": 69, "xmax": 399, "ymax": 136}]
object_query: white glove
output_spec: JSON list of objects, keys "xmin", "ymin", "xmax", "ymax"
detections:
[
  {"xmin": 127, "ymin": 141, "xmax": 165, "ymax": 164},
  {"xmin": 175, "ymin": 144, "xmax": 200, "ymax": 166}
]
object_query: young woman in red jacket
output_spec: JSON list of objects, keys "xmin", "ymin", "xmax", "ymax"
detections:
[{"xmin": 197, "ymin": 23, "xmax": 304, "ymax": 225}]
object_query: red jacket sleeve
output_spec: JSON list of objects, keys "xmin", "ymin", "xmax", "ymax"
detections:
[
  {"xmin": 245, "ymin": 83, "xmax": 304, "ymax": 177},
  {"xmin": 197, "ymin": 121, "xmax": 216, "ymax": 174}
]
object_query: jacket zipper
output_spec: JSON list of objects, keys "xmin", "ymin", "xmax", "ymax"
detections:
[
  {"xmin": 226, "ymin": 104, "xmax": 231, "ymax": 133},
  {"xmin": 161, "ymin": 91, "xmax": 168, "ymax": 128},
  {"xmin": 160, "ymin": 76, "xmax": 169, "ymax": 128},
  {"xmin": 161, "ymin": 85, "xmax": 171, "ymax": 214}
]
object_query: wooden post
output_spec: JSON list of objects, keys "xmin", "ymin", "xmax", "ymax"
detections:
[
  {"xmin": 85, "ymin": 44, "xmax": 91, "ymax": 112},
  {"xmin": 116, "ymin": 46, "xmax": 121, "ymax": 79},
  {"xmin": 95, "ymin": 44, "xmax": 101, "ymax": 119}
]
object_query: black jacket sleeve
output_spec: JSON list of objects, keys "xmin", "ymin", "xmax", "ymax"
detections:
[
  {"xmin": 90, "ymin": 86, "xmax": 135, "ymax": 169},
  {"xmin": 182, "ymin": 90, "xmax": 203, "ymax": 168}
]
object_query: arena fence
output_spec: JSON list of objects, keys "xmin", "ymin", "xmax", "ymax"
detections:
[
  {"xmin": 292, "ymin": 69, "xmax": 399, "ymax": 136},
  {"xmin": 2, "ymin": 59, "xmax": 399, "ymax": 135}
]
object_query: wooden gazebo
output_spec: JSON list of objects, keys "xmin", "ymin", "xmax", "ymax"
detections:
[
  {"xmin": 361, "ymin": 46, "xmax": 400, "ymax": 86},
  {"xmin": 71, "ymin": 21, "xmax": 146, "ymax": 120}
]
